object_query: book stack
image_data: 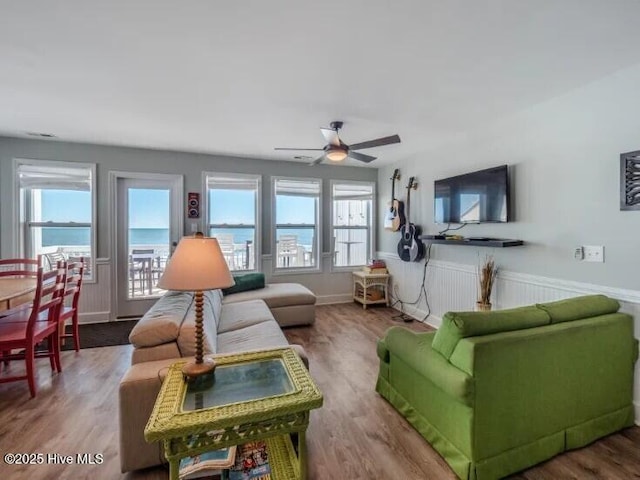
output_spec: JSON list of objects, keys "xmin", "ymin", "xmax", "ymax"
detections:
[{"xmin": 363, "ymin": 259, "xmax": 388, "ymax": 274}]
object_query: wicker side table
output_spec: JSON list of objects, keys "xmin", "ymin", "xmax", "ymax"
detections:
[
  {"xmin": 352, "ymin": 271, "xmax": 390, "ymax": 309},
  {"xmin": 144, "ymin": 348, "xmax": 323, "ymax": 480}
]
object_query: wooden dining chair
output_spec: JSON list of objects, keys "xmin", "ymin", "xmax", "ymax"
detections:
[
  {"xmin": 58, "ymin": 258, "xmax": 85, "ymax": 352},
  {"xmin": 0, "ymin": 266, "xmax": 65, "ymax": 397},
  {"xmin": 0, "ymin": 256, "xmax": 41, "ymax": 362},
  {"xmin": 0, "ymin": 256, "xmax": 41, "ymax": 276}
]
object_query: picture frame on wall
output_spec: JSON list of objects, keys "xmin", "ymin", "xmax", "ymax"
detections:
[{"xmin": 620, "ymin": 150, "xmax": 640, "ymax": 211}]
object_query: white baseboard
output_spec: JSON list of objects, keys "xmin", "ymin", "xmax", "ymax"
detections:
[
  {"xmin": 635, "ymin": 402, "xmax": 640, "ymax": 426},
  {"xmin": 316, "ymin": 293, "xmax": 353, "ymax": 305},
  {"xmin": 391, "ymin": 303, "xmax": 442, "ymax": 330},
  {"xmin": 78, "ymin": 311, "xmax": 111, "ymax": 324}
]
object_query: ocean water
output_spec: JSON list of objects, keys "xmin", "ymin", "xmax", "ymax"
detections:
[
  {"xmin": 42, "ymin": 227, "xmax": 170, "ymax": 247},
  {"xmin": 42, "ymin": 227, "xmax": 315, "ymax": 248},
  {"xmin": 42, "ymin": 227, "xmax": 91, "ymax": 247}
]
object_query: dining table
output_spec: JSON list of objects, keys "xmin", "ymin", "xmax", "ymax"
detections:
[
  {"xmin": 131, "ymin": 252, "xmax": 161, "ymax": 296},
  {"xmin": 0, "ymin": 277, "xmax": 37, "ymax": 313}
]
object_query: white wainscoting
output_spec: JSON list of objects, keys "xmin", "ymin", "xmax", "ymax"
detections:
[
  {"xmin": 377, "ymin": 251, "xmax": 640, "ymax": 425},
  {"xmin": 78, "ymin": 258, "xmax": 111, "ymax": 323},
  {"xmin": 77, "ymin": 254, "xmax": 354, "ymax": 323}
]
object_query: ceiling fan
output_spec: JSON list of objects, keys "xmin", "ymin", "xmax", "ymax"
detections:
[{"xmin": 274, "ymin": 121, "xmax": 401, "ymax": 165}]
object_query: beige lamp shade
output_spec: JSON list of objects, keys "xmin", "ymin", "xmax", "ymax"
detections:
[{"xmin": 157, "ymin": 236, "xmax": 235, "ymax": 291}]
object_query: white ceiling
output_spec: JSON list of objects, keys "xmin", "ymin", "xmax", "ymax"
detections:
[{"xmin": 2, "ymin": 0, "xmax": 640, "ymax": 167}]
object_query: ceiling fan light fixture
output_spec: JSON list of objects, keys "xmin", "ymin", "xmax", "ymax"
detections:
[{"xmin": 326, "ymin": 146, "xmax": 348, "ymax": 162}]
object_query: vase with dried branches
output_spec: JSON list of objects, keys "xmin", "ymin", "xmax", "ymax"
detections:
[{"xmin": 477, "ymin": 255, "xmax": 497, "ymax": 311}]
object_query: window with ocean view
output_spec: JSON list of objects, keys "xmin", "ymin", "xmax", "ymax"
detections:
[
  {"xmin": 331, "ymin": 181, "xmax": 374, "ymax": 268},
  {"xmin": 273, "ymin": 177, "xmax": 321, "ymax": 271},
  {"xmin": 206, "ymin": 173, "xmax": 261, "ymax": 272},
  {"xmin": 16, "ymin": 160, "xmax": 96, "ymax": 279}
]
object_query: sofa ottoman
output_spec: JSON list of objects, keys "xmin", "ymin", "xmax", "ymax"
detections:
[{"xmin": 222, "ymin": 283, "xmax": 316, "ymax": 327}]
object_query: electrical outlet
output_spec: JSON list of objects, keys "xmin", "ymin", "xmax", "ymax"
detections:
[{"xmin": 583, "ymin": 245, "xmax": 604, "ymax": 263}]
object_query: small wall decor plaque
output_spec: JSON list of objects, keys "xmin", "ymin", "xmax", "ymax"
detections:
[
  {"xmin": 620, "ymin": 150, "xmax": 640, "ymax": 210},
  {"xmin": 187, "ymin": 192, "xmax": 200, "ymax": 218}
]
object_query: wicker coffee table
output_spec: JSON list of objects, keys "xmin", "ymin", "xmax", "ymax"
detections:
[{"xmin": 144, "ymin": 347, "xmax": 323, "ymax": 480}]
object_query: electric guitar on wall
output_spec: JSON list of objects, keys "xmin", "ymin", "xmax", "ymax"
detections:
[
  {"xmin": 383, "ymin": 169, "xmax": 405, "ymax": 231},
  {"xmin": 397, "ymin": 176, "xmax": 425, "ymax": 262}
]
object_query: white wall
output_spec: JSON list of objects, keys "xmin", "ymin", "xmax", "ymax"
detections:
[{"xmin": 377, "ymin": 62, "xmax": 640, "ymax": 422}]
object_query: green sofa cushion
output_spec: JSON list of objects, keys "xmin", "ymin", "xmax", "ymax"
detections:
[
  {"xmin": 536, "ymin": 294, "xmax": 619, "ymax": 323},
  {"xmin": 222, "ymin": 273, "xmax": 265, "ymax": 295},
  {"xmin": 432, "ymin": 306, "xmax": 550, "ymax": 360}
]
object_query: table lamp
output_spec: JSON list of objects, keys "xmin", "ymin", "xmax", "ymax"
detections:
[{"xmin": 157, "ymin": 233, "xmax": 235, "ymax": 379}]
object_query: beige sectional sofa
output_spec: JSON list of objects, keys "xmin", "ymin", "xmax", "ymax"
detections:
[{"xmin": 118, "ymin": 283, "xmax": 316, "ymax": 473}]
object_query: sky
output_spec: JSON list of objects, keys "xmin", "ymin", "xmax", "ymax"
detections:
[
  {"xmin": 40, "ymin": 188, "xmax": 171, "ymax": 228},
  {"xmin": 209, "ymin": 191, "xmax": 314, "ymax": 225},
  {"xmin": 41, "ymin": 190, "xmax": 91, "ymax": 222},
  {"xmin": 128, "ymin": 189, "xmax": 170, "ymax": 228},
  {"xmin": 41, "ymin": 188, "xmax": 315, "ymax": 229}
]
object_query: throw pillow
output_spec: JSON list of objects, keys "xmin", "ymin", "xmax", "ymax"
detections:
[{"xmin": 222, "ymin": 273, "xmax": 265, "ymax": 295}]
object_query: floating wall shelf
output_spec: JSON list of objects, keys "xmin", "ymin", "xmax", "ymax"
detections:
[{"xmin": 419, "ymin": 236, "xmax": 524, "ymax": 248}]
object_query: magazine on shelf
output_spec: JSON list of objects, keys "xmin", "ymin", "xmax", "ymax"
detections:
[
  {"xmin": 228, "ymin": 440, "xmax": 271, "ymax": 480},
  {"xmin": 179, "ymin": 446, "xmax": 237, "ymax": 480}
]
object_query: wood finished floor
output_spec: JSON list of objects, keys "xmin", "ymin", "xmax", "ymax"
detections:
[{"xmin": 0, "ymin": 303, "xmax": 638, "ymax": 479}]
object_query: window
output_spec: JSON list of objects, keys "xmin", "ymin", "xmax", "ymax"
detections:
[
  {"xmin": 206, "ymin": 173, "xmax": 261, "ymax": 272},
  {"xmin": 273, "ymin": 177, "xmax": 321, "ymax": 271},
  {"xmin": 16, "ymin": 160, "xmax": 96, "ymax": 279},
  {"xmin": 331, "ymin": 181, "xmax": 374, "ymax": 268}
]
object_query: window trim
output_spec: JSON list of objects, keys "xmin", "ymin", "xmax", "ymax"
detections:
[
  {"xmin": 330, "ymin": 179, "xmax": 376, "ymax": 273},
  {"xmin": 12, "ymin": 158, "xmax": 97, "ymax": 283},
  {"xmin": 271, "ymin": 176, "xmax": 322, "ymax": 275},
  {"xmin": 203, "ymin": 171, "xmax": 262, "ymax": 274}
]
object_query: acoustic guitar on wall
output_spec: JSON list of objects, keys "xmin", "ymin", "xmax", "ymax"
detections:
[
  {"xmin": 397, "ymin": 176, "xmax": 425, "ymax": 262},
  {"xmin": 383, "ymin": 169, "xmax": 405, "ymax": 231}
]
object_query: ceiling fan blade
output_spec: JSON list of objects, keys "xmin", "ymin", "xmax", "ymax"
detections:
[
  {"xmin": 349, "ymin": 134, "xmax": 401, "ymax": 150},
  {"xmin": 274, "ymin": 147, "xmax": 324, "ymax": 151},
  {"xmin": 309, "ymin": 155, "xmax": 325, "ymax": 166},
  {"xmin": 320, "ymin": 128, "xmax": 341, "ymax": 146},
  {"xmin": 348, "ymin": 151, "xmax": 377, "ymax": 163}
]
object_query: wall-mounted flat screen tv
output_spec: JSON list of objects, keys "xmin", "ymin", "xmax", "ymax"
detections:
[{"xmin": 434, "ymin": 165, "xmax": 509, "ymax": 223}]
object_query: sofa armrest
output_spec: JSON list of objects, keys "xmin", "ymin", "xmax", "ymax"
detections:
[
  {"xmin": 119, "ymin": 358, "xmax": 179, "ymax": 472},
  {"xmin": 384, "ymin": 327, "xmax": 474, "ymax": 406}
]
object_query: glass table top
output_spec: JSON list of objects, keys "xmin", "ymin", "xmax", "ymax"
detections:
[{"xmin": 183, "ymin": 358, "xmax": 294, "ymax": 411}]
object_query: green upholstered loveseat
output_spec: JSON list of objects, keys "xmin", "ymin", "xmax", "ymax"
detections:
[{"xmin": 376, "ymin": 295, "xmax": 638, "ymax": 480}]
